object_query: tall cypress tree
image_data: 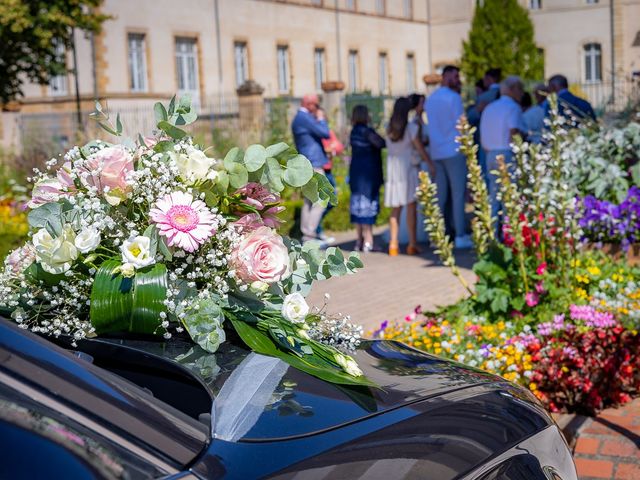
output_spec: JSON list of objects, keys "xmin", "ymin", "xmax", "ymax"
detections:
[{"xmin": 461, "ymin": 0, "xmax": 544, "ymax": 82}]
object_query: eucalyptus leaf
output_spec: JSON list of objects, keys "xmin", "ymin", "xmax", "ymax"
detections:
[
  {"xmin": 158, "ymin": 121, "xmax": 187, "ymax": 140},
  {"xmin": 227, "ymin": 162, "xmax": 249, "ymax": 189},
  {"xmin": 28, "ymin": 202, "xmax": 62, "ymax": 229},
  {"xmin": 283, "ymin": 155, "xmax": 313, "ymax": 187},
  {"xmin": 265, "ymin": 157, "xmax": 285, "ymax": 192},
  {"xmin": 223, "ymin": 147, "xmax": 243, "ymax": 169},
  {"xmin": 265, "ymin": 142, "xmax": 289, "ymax": 158},
  {"xmin": 154, "ymin": 102, "xmax": 168, "ymax": 124},
  {"xmin": 244, "ymin": 144, "xmax": 268, "ymax": 172}
]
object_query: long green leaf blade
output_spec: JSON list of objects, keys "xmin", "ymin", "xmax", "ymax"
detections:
[
  {"xmin": 229, "ymin": 317, "xmax": 376, "ymax": 387},
  {"xmin": 90, "ymin": 259, "xmax": 133, "ymax": 333},
  {"xmin": 130, "ymin": 264, "xmax": 168, "ymax": 334}
]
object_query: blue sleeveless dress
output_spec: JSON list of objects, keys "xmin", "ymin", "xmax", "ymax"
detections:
[{"xmin": 349, "ymin": 124, "xmax": 385, "ymax": 224}]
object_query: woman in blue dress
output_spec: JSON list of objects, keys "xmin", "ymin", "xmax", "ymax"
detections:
[{"xmin": 349, "ymin": 105, "xmax": 385, "ymax": 252}]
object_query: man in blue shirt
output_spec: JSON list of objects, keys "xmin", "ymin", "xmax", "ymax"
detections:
[
  {"xmin": 545, "ymin": 74, "xmax": 596, "ymax": 126},
  {"xmin": 291, "ymin": 93, "xmax": 331, "ymax": 243}
]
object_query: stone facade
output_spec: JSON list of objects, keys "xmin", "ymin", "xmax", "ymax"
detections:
[{"xmin": 9, "ymin": 0, "xmax": 640, "ymax": 110}]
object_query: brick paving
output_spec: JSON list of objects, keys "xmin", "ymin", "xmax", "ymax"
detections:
[
  {"xmin": 573, "ymin": 398, "xmax": 640, "ymax": 479},
  {"xmin": 307, "ymin": 228, "xmax": 476, "ymax": 331}
]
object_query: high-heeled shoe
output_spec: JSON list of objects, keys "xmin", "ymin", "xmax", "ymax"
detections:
[
  {"xmin": 407, "ymin": 244, "xmax": 422, "ymax": 255},
  {"xmin": 388, "ymin": 243, "xmax": 399, "ymax": 256}
]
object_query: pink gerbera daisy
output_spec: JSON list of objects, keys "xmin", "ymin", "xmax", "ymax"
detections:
[{"xmin": 149, "ymin": 191, "xmax": 217, "ymax": 252}]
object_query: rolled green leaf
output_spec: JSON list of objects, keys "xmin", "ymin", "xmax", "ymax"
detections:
[{"xmin": 90, "ymin": 259, "xmax": 168, "ymax": 335}]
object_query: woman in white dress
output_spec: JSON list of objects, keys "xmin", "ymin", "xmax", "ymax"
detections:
[{"xmin": 385, "ymin": 97, "xmax": 434, "ymax": 256}]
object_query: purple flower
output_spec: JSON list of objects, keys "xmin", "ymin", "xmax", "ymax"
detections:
[{"xmin": 577, "ymin": 186, "xmax": 640, "ymax": 250}]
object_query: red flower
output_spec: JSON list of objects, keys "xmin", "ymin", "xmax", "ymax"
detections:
[{"xmin": 536, "ymin": 262, "xmax": 547, "ymax": 276}]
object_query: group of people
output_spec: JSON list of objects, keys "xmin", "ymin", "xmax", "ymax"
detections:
[{"xmin": 291, "ymin": 67, "xmax": 596, "ymax": 255}]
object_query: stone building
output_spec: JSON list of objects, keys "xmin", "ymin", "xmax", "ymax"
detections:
[{"xmin": 2, "ymin": 0, "xmax": 639, "ymax": 147}]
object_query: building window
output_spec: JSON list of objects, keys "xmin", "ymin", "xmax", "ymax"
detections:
[
  {"xmin": 314, "ymin": 48, "xmax": 325, "ymax": 91},
  {"xmin": 311, "ymin": 0, "xmax": 322, "ymax": 5},
  {"xmin": 348, "ymin": 50, "xmax": 359, "ymax": 93},
  {"xmin": 128, "ymin": 33, "xmax": 147, "ymax": 92},
  {"xmin": 49, "ymin": 41, "xmax": 68, "ymax": 96},
  {"xmin": 406, "ymin": 53, "xmax": 416, "ymax": 92},
  {"xmin": 175, "ymin": 37, "xmax": 200, "ymax": 102},
  {"xmin": 403, "ymin": 0, "xmax": 412, "ymax": 18},
  {"xmin": 529, "ymin": 0, "xmax": 541, "ymax": 9},
  {"xmin": 277, "ymin": 45, "xmax": 290, "ymax": 94},
  {"xmin": 586, "ymin": 0, "xmax": 598, "ymax": 3},
  {"xmin": 234, "ymin": 41, "xmax": 249, "ymax": 87},
  {"xmin": 345, "ymin": 0, "xmax": 355, "ymax": 11},
  {"xmin": 376, "ymin": 0, "xmax": 385, "ymax": 15},
  {"xmin": 584, "ymin": 43, "xmax": 602, "ymax": 82},
  {"xmin": 378, "ymin": 52, "xmax": 389, "ymax": 94}
]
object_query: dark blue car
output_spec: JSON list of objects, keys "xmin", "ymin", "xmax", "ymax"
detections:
[{"xmin": 0, "ymin": 318, "xmax": 576, "ymax": 479}]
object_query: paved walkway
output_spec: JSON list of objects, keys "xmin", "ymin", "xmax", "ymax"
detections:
[
  {"xmin": 307, "ymin": 228, "xmax": 476, "ymax": 332},
  {"xmin": 573, "ymin": 398, "xmax": 640, "ymax": 479}
]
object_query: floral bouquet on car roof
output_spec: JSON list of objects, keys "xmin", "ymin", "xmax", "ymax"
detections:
[{"xmin": 0, "ymin": 96, "xmax": 371, "ymax": 386}]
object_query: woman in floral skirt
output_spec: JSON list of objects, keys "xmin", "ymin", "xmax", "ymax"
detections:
[{"xmin": 348, "ymin": 105, "xmax": 385, "ymax": 252}]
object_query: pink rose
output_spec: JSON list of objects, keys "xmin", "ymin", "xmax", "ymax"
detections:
[
  {"xmin": 28, "ymin": 162, "xmax": 76, "ymax": 208},
  {"xmin": 80, "ymin": 146, "xmax": 134, "ymax": 203},
  {"xmin": 231, "ymin": 226, "xmax": 291, "ymax": 284}
]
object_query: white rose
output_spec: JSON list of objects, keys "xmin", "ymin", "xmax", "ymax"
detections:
[
  {"xmin": 171, "ymin": 149, "xmax": 215, "ymax": 182},
  {"xmin": 281, "ymin": 292, "xmax": 309, "ymax": 324},
  {"xmin": 74, "ymin": 228, "xmax": 101, "ymax": 253},
  {"xmin": 335, "ymin": 353, "xmax": 363, "ymax": 377},
  {"xmin": 33, "ymin": 226, "xmax": 78, "ymax": 274},
  {"xmin": 120, "ymin": 236, "xmax": 155, "ymax": 268}
]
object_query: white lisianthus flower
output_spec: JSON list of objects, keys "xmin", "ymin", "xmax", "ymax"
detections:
[
  {"xmin": 74, "ymin": 228, "xmax": 101, "ymax": 253},
  {"xmin": 281, "ymin": 292, "xmax": 309, "ymax": 324},
  {"xmin": 120, "ymin": 236, "xmax": 155, "ymax": 269},
  {"xmin": 33, "ymin": 226, "xmax": 78, "ymax": 274},
  {"xmin": 171, "ymin": 149, "xmax": 215, "ymax": 183},
  {"xmin": 335, "ymin": 353, "xmax": 363, "ymax": 377},
  {"xmin": 119, "ymin": 263, "xmax": 136, "ymax": 278}
]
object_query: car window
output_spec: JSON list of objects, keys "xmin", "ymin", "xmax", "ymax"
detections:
[
  {"xmin": 0, "ymin": 386, "xmax": 171, "ymax": 479},
  {"xmin": 0, "ymin": 422, "xmax": 105, "ymax": 480}
]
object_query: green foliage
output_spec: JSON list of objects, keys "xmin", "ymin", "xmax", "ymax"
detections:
[
  {"xmin": 461, "ymin": 0, "xmax": 544, "ymax": 81},
  {"xmin": 90, "ymin": 259, "xmax": 168, "ymax": 335},
  {"xmin": 228, "ymin": 313, "xmax": 375, "ymax": 387},
  {"xmin": 0, "ymin": 0, "xmax": 110, "ymax": 103}
]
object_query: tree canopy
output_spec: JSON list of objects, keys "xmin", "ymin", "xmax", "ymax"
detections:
[
  {"xmin": 0, "ymin": 0, "xmax": 109, "ymax": 105},
  {"xmin": 461, "ymin": 0, "xmax": 544, "ymax": 82}
]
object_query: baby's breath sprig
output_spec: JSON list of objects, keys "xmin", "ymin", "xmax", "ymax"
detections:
[
  {"xmin": 457, "ymin": 116, "xmax": 494, "ymax": 256},
  {"xmin": 417, "ymin": 171, "xmax": 473, "ymax": 295}
]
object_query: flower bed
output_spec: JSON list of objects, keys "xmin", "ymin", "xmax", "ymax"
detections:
[{"xmin": 375, "ymin": 102, "xmax": 640, "ymax": 415}]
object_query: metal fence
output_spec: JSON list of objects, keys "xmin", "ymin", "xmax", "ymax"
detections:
[{"xmin": 12, "ymin": 77, "xmax": 640, "ymax": 162}]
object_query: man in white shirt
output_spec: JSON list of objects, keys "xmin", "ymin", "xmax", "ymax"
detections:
[
  {"xmin": 480, "ymin": 75, "xmax": 526, "ymax": 222},
  {"xmin": 425, "ymin": 65, "xmax": 472, "ymax": 249}
]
